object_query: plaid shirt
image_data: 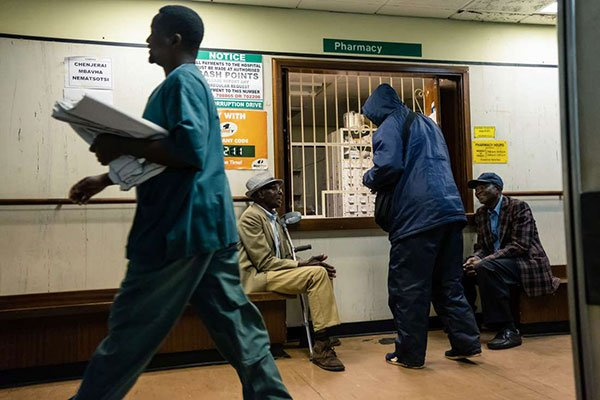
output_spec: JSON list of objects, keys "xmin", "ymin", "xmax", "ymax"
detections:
[{"xmin": 473, "ymin": 196, "xmax": 560, "ymax": 297}]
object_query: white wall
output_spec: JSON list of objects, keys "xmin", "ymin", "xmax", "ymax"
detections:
[
  {"xmin": 0, "ymin": 0, "xmax": 564, "ymax": 326},
  {"xmin": 469, "ymin": 65, "xmax": 565, "ymax": 265}
]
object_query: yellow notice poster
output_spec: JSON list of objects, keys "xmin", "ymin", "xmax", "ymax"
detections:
[
  {"xmin": 219, "ymin": 109, "xmax": 268, "ymax": 170},
  {"xmin": 473, "ymin": 140, "xmax": 508, "ymax": 164},
  {"xmin": 474, "ymin": 126, "xmax": 496, "ymax": 138}
]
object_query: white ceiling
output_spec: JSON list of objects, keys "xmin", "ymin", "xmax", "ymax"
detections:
[{"xmin": 194, "ymin": 0, "xmax": 557, "ymax": 25}]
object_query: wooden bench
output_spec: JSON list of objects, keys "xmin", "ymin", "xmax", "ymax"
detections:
[
  {"xmin": 0, "ymin": 289, "xmax": 287, "ymax": 371},
  {"xmin": 515, "ymin": 265, "xmax": 569, "ymax": 327}
]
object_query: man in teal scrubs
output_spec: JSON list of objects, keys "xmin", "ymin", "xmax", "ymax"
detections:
[{"xmin": 68, "ymin": 6, "xmax": 291, "ymax": 399}]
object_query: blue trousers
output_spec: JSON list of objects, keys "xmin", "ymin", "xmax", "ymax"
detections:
[
  {"xmin": 388, "ymin": 222, "xmax": 480, "ymax": 366},
  {"xmin": 73, "ymin": 245, "xmax": 291, "ymax": 400}
]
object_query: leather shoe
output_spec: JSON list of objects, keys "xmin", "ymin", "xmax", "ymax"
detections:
[
  {"xmin": 312, "ymin": 340, "xmax": 345, "ymax": 371},
  {"xmin": 487, "ymin": 328, "xmax": 522, "ymax": 350}
]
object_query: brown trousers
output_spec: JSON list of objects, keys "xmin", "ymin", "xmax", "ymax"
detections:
[{"xmin": 266, "ymin": 266, "xmax": 340, "ymax": 332}]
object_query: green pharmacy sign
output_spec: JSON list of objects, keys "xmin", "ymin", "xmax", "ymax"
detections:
[{"xmin": 323, "ymin": 38, "xmax": 422, "ymax": 57}]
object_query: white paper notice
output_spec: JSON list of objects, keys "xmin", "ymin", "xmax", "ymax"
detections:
[
  {"xmin": 66, "ymin": 57, "xmax": 112, "ymax": 89},
  {"xmin": 63, "ymin": 88, "xmax": 114, "ymax": 105}
]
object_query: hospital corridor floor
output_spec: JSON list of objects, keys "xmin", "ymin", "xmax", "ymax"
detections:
[{"xmin": 0, "ymin": 331, "xmax": 575, "ymax": 399}]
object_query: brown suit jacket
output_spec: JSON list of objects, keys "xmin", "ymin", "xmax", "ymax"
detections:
[
  {"xmin": 237, "ymin": 204, "xmax": 298, "ymax": 292},
  {"xmin": 473, "ymin": 196, "xmax": 560, "ymax": 297}
]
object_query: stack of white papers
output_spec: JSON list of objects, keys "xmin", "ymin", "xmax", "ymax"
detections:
[{"xmin": 53, "ymin": 94, "xmax": 169, "ymax": 190}]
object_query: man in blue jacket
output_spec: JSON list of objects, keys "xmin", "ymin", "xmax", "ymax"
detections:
[
  {"xmin": 67, "ymin": 6, "xmax": 290, "ymax": 399},
  {"xmin": 363, "ymin": 84, "xmax": 480, "ymax": 369}
]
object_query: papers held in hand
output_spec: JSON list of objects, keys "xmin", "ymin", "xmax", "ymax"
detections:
[{"xmin": 53, "ymin": 94, "xmax": 169, "ymax": 190}]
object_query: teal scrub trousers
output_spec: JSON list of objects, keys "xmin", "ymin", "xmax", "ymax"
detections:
[{"xmin": 72, "ymin": 244, "xmax": 291, "ymax": 400}]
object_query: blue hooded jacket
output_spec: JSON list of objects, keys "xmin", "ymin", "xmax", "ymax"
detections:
[{"xmin": 362, "ymin": 84, "xmax": 466, "ymax": 242}]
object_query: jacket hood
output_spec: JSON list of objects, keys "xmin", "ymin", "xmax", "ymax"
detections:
[{"xmin": 362, "ymin": 83, "xmax": 406, "ymax": 126}]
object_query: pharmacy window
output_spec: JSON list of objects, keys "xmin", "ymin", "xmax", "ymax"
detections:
[{"xmin": 273, "ymin": 60, "xmax": 472, "ymax": 230}]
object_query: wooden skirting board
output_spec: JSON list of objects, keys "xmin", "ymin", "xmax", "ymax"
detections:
[{"xmin": 0, "ymin": 289, "xmax": 288, "ymax": 370}]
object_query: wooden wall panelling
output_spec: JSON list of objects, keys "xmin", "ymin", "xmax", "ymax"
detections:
[{"xmin": 0, "ymin": 290, "xmax": 288, "ymax": 370}]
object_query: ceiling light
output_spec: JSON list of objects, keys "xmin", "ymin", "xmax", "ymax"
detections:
[{"xmin": 537, "ymin": 2, "xmax": 557, "ymax": 14}]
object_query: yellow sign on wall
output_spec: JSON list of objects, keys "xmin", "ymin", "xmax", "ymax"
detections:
[
  {"xmin": 473, "ymin": 140, "xmax": 508, "ymax": 164},
  {"xmin": 219, "ymin": 109, "xmax": 268, "ymax": 170},
  {"xmin": 474, "ymin": 126, "xmax": 496, "ymax": 138}
]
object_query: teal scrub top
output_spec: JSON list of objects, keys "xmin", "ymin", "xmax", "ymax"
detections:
[{"xmin": 126, "ymin": 63, "xmax": 238, "ymax": 265}]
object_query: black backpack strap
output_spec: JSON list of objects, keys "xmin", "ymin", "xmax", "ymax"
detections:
[{"xmin": 401, "ymin": 111, "xmax": 418, "ymax": 161}]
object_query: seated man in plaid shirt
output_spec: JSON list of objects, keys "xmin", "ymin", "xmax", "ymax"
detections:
[{"xmin": 463, "ymin": 173, "xmax": 560, "ymax": 350}]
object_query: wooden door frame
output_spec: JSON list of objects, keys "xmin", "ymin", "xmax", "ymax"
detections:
[{"xmin": 272, "ymin": 58, "xmax": 473, "ymax": 231}]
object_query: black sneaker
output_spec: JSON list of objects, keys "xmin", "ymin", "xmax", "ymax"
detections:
[
  {"xmin": 444, "ymin": 348, "xmax": 482, "ymax": 360},
  {"xmin": 385, "ymin": 352, "xmax": 424, "ymax": 369}
]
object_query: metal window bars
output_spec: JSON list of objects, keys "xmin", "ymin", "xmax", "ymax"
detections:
[{"xmin": 287, "ymin": 71, "xmax": 432, "ymax": 218}]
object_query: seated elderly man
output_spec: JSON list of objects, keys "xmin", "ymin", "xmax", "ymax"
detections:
[
  {"xmin": 237, "ymin": 172, "xmax": 345, "ymax": 372},
  {"xmin": 463, "ymin": 172, "xmax": 560, "ymax": 350}
]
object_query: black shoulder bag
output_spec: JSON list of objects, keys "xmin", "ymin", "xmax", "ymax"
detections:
[{"xmin": 374, "ymin": 111, "xmax": 418, "ymax": 232}]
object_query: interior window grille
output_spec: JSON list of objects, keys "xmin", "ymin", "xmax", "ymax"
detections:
[{"xmin": 286, "ymin": 70, "xmax": 437, "ymax": 218}]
